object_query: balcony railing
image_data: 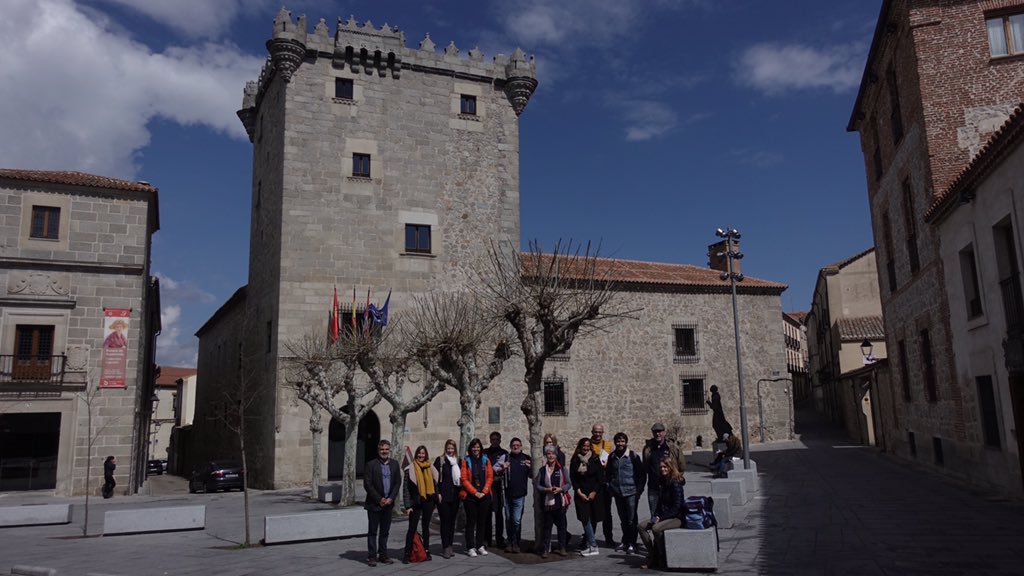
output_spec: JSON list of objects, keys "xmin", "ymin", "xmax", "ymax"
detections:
[{"xmin": 0, "ymin": 355, "xmax": 85, "ymax": 392}]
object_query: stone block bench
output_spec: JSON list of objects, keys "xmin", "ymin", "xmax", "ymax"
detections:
[
  {"xmin": 317, "ymin": 483, "xmax": 344, "ymax": 504},
  {"xmin": 664, "ymin": 527, "xmax": 718, "ymax": 571},
  {"xmin": 728, "ymin": 457, "xmax": 757, "ymax": 472},
  {"xmin": 0, "ymin": 504, "xmax": 72, "ymax": 528},
  {"xmin": 103, "ymin": 505, "xmax": 206, "ymax": 535},
  {"xmin": 727, "ymin": 468, "xmax": 758, "ymax": 493},
  {"xmin": 263, "ymin": 508, "xmax": 366, "ymax": 545},
  {"xmin": 712, "ymin": 477, "xmax": 750, "ymax": 505}
]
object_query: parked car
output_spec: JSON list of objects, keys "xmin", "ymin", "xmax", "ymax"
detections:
[
  {"xmin": 189, "ymin": 461, "xmax": 244, "ymax": 493},
  {"xmin": 147, "ymin": 459, "xmax": 164, "ymax": 475}
]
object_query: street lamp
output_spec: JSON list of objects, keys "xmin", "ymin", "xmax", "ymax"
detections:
[
  {"xmin": 715, "ymin": 227, "xmax": 751, "ymax": 468},
  {"xmin": 860, "ymin": 339, "xmax": 877, "ymax": 364}
]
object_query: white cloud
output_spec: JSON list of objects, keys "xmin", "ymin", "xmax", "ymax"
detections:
[
  {"xmin": 499, "ymin": 1, "xmax": 640, "ymax": 50},
  {"xmin": 156, "ymin": 272, "xmax": 216, "ymax": 303},
  {"xmin": 157, "ymin": 304, "xmax": 198, "ymax": 367},
  {"xmin": 732, "ymin": 148, "xmax": 784, "ymax": 168},
  {"xmin": 735, "ymin": 42, "xmax": 866, "ymax": 95},
  {"xmin": 95, "ymin": 0, "xmax": 274, "ymax": 38},
  {"xmin": 618, "ymin": 100, "xmax": 679, "ymax": 142},
  {"xmin": 0, "ymin": 0, "xmax": 263, "ymax": 179}
]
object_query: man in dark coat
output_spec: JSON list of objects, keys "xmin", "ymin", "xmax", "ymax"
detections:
[
  {"xmin": 707, "ymin": 385, "xmax": 734, "ymax": 441},
  {"xmin": 364, "ymin": 440, "xmax": 402, "ymax": 566}
]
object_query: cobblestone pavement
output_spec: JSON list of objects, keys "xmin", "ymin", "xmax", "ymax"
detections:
[{"xmin": 2, "ymin": 410, "xmax": 1023, "ymax": 575}]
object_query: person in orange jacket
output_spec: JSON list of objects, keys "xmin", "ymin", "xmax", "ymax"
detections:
[{"xmin": 459, "ymin": 438, "xmax": 494, "ymax": 557}]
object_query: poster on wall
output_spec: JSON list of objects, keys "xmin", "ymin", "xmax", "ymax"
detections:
[{"xmin": 99, "ymin": 308, "xmax": 131, "ymax": 388}]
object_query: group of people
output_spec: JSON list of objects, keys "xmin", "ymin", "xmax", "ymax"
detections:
[{"xmin": 362, "ymin": 421, "xmax": 695, "ymax": 570}]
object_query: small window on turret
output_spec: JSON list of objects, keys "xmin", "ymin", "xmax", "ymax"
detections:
[
  {"xmin": 353, "ymin": 154, "xmax": 371, "ymax": 178},
  {"xmin": 460, "ymin": 95, "xmax": 477, "ymax": 115},
  {"xmin": 335, "ymin": 78, "xmax": 354, "ymax": 100}
]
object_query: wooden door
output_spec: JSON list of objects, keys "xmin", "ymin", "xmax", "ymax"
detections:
[{"xmin": 13, "ymin": 325, "xmax": 54, "ymax": 380}]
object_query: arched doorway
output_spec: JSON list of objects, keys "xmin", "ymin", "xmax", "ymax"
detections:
[{"xmin": 327, "ymin": 410, "xmax": 380, "ymax": 480}]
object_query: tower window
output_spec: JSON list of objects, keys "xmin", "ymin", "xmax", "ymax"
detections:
[
  {"xmin": 352, "ymin": 153, "xmax": 371, "ymax": 178},
  {"xmin": 988, "ymin": 12, "xmax": 1024, "ymax": 57},
  {"xmin": 335, "ymin": 78, "xmax": 354, "ymax": 100},
  {"xmin": 460, "ymin": 94, "xmax": 477, "ymax": 115},
  {"xmin": 30, "ymin": 206, "xmax": 60, "ymax": 240},
  {"xmin": 404, "ymin": 224, "xmax": 431, "ymax": 254}
]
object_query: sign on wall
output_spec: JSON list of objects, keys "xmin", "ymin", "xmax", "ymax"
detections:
[{"xmin": 99, "ymin": 308, "xmax": 131, "ymax": 388}]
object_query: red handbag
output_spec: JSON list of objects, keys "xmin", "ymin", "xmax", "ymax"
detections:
[{"xmin": 410, "ymin": 532, "xmax": 428, "ymax": 562}]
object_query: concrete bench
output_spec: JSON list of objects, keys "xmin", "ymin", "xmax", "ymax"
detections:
[
  {"xmin": 664, "ymin": 527, "xmax": 718, "ymax": 571},
  {"xmin": 103, "ymin": 505, "xmax": 206, "ymax": 535},
  {"xmin": 728, "ymin": 457, "xmax": 757, "ymax": 472},
  {"xmin": 0, "ymin": 504, "xmax": 72, "ymax": 528},
  {"xmin": 727, "ymin": 468, "xmax": 758, "ymax": 493},
  {"xmin": 712, "ymin": 477, "xmax": 750, "ymax": 505},
  {"xmin": 263, "ymin": 508, "xmax": 366, "ymax": 545},
  {"xmin": 11, "ymin": 566, "xmax": 57, "ymax": 576},
  {"xmin": 317, "ymin": 484, "xmax": 344, "ymax": 504},
  {"xmin": 708, "ymin": 493, "xmax": 733, "ymax": 529}
]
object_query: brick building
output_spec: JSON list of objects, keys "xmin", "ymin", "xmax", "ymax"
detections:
[
  {"xmin": 0, "ymin": 169, "xmax": 160, "ymax": 496},
  {"xmin": 190, "ymin": 10, "xmax": 793, "ymax": 489},
  {"xmin": 848, "ymin": 0, "xmax": 1024, "ymax": 493}
]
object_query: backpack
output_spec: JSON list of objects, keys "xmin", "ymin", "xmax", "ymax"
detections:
[
  {"xmin": 410, "ymin": 532, "xmax": 428, "ymax": 562},
  {"xmin": 684, "ymin": 496, "xmax": 716, "ymax": 529}
]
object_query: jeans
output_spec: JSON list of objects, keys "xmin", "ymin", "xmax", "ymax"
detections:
[
  {"xmin": 638, "ymin": 517, "xmax": 682, "ymax": 568},
  {"xmin": 505, "ymin": 495, "xmax": 525, "ymax": 547},
  {"xmin": 463, "ymin": 495, "xmax": 491, "ymax": 550},
  {"xmin": 367, "ymin": 507, "xmax": 394, "ymax": 559},
  {"xmin": 581, "ymin": 516, "xmax": 597, "ymax": 547},
  {"xmin": 613, "ymin": 493, "xmax": 639, "ymax": 546},
  {"xmin": 647, "ymin": 489, "xmax": 660, "ymax": 523},
  {"xmin": 437, "ymin": 499, "xmax": 459, "ymax": 549},
  {"xmin": 404, "ymin": 499, "xmax": 435, "ymax": 556}
]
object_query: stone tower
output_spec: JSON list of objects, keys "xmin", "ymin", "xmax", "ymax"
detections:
[{"xmin": 229, "ymin": 9, "xmax": 537, "ymax": 487}]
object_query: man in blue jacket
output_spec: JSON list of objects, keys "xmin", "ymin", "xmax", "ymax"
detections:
[
  {"xmin": 363, "ymin": 440, "xmax": 402, "ymax": 566},
  {"xmin": 606, "ymin": 432, "xmax": 645, "ymax": 554}
]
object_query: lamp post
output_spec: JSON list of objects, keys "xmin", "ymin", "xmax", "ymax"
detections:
[
  {"xmin": 149, "ymin": 392, "xmax": 160, "ymax": 461},
  {"xmin": 716, "ymin": 227, "xmax": 751, "ymax": 467},
  {"xmin": 860, "ymin": 339, "xmax": 877, "ymax": 365}
]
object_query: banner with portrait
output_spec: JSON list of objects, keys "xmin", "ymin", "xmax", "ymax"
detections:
[{"xmin": 99, "ymin": 308, "xmax": 131, "ymax": 388}]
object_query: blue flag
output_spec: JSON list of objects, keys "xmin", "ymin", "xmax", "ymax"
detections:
[{"xmin": 368, "ymin": 289, "xmax": 391, "ymax": 326}]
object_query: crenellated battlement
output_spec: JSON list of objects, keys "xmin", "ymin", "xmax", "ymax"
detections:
[{"xmin": 238, "ymin": 7, "xmax": 538, "ymax": 139}]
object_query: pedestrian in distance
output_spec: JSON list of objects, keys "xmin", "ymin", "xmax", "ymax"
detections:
[
  {"xmin": 363, "ymin": 440, "xmax": 401, "ymax": 567},
  {"xmin": 637, "ymin": 457, "xmax": 686, "ymax": 570},
  {"xmin": 503, "ymin": 437, "xmax": 532, "ymax": 553},
  {"xmin": 484, "ymin": 431, "xmax": 509, "ymax": 549},
  {"xmin": 432, "ymin": 439, "xmax": 461, "ymax": 559},
  {"xmin": 570, "ymin": 437, "xmax": 604, "ymax": 557},
  {"xmin": 536, "ymin": 444, "xmax": 571, "ymax": 558},
  {"xmin": 710, "ymin": 433, "xmax": 742, "ymax": 478},
  {"xmin": 402, "ymin": 445, "xmax": 436, "ymax": 563},
  {"xmin": 102, "ymin": 455, "xmax": 116, "ymax": 499},
  {"xmin": 459, "ymin": 438, "xmax": 493, "ymax": 558},
  {"xmin": 707, "ymin": 385, "xmax": 734, "ymax": 442}
]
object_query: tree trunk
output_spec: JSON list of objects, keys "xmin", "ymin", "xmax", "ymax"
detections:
[
  {"xmin": 342, "ymin": 418, "xmax": 359, "ymax": 506},
  {"xmin": 522, "ymin": 383, "xmax": 545, "ymax": 552},
  {"xmin": 239, "ymin": 417, "xmax": 251, "ymax": 546},
  {"xmin": 457, "ymin": 390, "xmax": 478, "ymax": 455},
  {"xmin": 390, "ymin": 412, "xmax": 408, "ymax": 467},
  {"xmin": 309, "ymin": 407, "xmax": 323, "ymax": 500},
  {"xmin": 82, "ymin": 400, "xmax": 93, "ymax": 536}
]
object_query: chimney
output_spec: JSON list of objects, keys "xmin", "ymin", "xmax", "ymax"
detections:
[{"xmin": 707, "ymin": 239, "xmax": 741, "ymax": 275}]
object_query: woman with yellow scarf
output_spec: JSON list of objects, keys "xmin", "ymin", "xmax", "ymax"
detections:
[{"xmin": 402, "ymin": 445, "xmax": 438, "ymax": 562}]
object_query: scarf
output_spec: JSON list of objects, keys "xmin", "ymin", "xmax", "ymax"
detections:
[
  {"xmin": 543, "ymin": 462, "xmax": 566, "ymax": 508},
  {"xmin": 414, "ymin": 459, "xmax": 436, "ymax": 500},
  {"xmin": 445, "ymin": 454, "xmax": 461, "ymax": 485}
]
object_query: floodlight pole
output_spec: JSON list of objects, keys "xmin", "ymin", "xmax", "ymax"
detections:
[{"xmin": 717, "ymin": 228, "xmax": 751, "ymax": 468}]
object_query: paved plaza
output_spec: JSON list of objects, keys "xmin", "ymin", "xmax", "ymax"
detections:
[{"xmin": 2, "ymin": 411, "xmax": 1023, "ymax": 575}]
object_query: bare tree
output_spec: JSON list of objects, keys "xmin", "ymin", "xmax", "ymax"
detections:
[
  {"xmin": 479, "ymin": 240, "xmax": 636, "ymax": 465},
  {"xmin": 283, "ymin": 332, "xmax": 334, "ymax": 500},
  {"xmin": 77, "ymin": 375, "xmax": 122, "ymax": 536},
  {"xmin": 406, "ymin": 292, "xmax": 511, "ymax": 453}
]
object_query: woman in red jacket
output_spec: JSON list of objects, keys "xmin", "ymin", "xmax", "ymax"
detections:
[{"xmin": 460, "ymin": 438, "xmax": 493, "ymax": 557}]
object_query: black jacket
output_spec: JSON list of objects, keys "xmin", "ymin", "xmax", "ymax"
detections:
[
  {"xmin": 504, "ymin": 452, "xmax": 532, "ymax": 500},
  {"xmin": 363, "ymin": 458, "xmax": 401, "ymax": 511}
]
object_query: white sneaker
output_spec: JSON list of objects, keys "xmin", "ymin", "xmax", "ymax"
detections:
[
  {"xmin": 581, "ymin": 546, "xmax": 599, "ymax": 557},
  {"xmin": 468, "ymin": 548, "xmax": 477, "ymax": 558},
  {"xmin": 477, "ymin": 546, "xmax": 488, "ymax": 556},
  {"xmin": 614, "ymin": 543, "xmax": 627, "ymax": 552}
]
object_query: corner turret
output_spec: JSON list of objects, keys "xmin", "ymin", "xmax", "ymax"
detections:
[
  {"xmin": 236, "ymin": 81, "xmax": 259, "ymax": 142},
  {"xmin": 266, "ymin": 7, "xmax": 307, "ymax": 82},
  {"xmin": 504, "ymin": 48, "xmax": 538, "ymax": 116}
]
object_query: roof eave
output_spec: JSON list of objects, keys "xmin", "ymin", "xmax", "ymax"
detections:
[{"xmin": 847, "ymin": 0, "xmax": 896, "ymax": 132}]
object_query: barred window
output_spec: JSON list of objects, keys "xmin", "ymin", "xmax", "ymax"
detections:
[
  {"xmin": 543, "ymin": 377, "xmax": 567, "ymax": 416},
  {"xmin": 673, "ymin": 323, "xmax": 699, "ymax": 363},
  {"xmin": 679, "ymin": 374, "xmax": 708, "ymax": 415}
]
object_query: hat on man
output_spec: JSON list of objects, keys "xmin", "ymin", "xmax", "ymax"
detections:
[{"xmin": 651, "ymin": 422, "xmax": 666, "ymax": 432}]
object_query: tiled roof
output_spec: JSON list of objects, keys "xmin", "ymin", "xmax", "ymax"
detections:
[
  {"xmin": 785, "ymin": 310, "xmax": 808, "ymax": 323},
  {"xmin": 823, "ymin": 247, "xmax": 875, "ymax": 272},
  {"xmin": 837, "ymin": 315, "xmax": 885, "ymax": 341},
  {"xmin": 157, "ymin": 366, "xmax": 197, "ymax": 387},
  {"xmin": 0, "ymin": 168, "xmax": 157, "ymax": 193},
  {"xmin": 926, "ymin": 104, "xmax": 1024, "ymax": 223},
  {"xmin": 522, "ymin": 254, "xmax": 787, "ymax": 294}
]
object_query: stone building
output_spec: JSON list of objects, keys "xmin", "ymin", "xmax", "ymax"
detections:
[
  {"xmin": 0, "ymin": 169, "xmax": 160, "ymax": 496},
  {"xmin": 152, "ymin": 366, "xmax": 196, "ymax": 474},
  {"xmin": 848, "ymin": 0, "xmax": 1024, "ymax": 493},
  {"xmin": 783, "ymin": 311, "xmax": 810, "ymax": 405},
  {"xmin": 191, "ymin": 10, "xmax": 791, "ymax": 489},
  {"xmin": 924, "ymin": 106, "xmax": 1024, "ymax": 494},
  {"xmin": 805, "ymin": 248, "xmax": 886, "ymax": 430}
]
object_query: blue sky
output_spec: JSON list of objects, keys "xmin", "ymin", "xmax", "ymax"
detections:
[{"xmin": 1, "ymin": 0, "xmax": 881, "ymax": 366}]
